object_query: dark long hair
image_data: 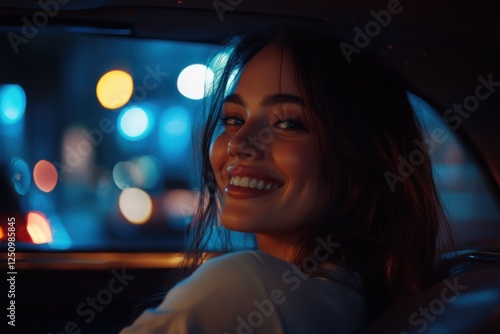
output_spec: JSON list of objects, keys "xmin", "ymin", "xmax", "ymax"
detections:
[{"xmin": 179, "ymin": 24, "xmax": 454, "ymax": 320}]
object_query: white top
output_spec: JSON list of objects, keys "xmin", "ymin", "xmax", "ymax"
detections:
[{"xmin": 120, "ymin": 251, "xmax": 365, "ymax": 334}]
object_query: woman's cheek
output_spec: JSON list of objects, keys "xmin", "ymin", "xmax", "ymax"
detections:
[
  {"xmin": 209, "ymin": 134, "xmax": 230, "ymax": 189},
  {"xmin": 209, "ymin": 135, "xmax": 225, "ymax": 167},
  {"xmin": 275, "ymin": 141, "xmax": 318, "ymax": 172}
]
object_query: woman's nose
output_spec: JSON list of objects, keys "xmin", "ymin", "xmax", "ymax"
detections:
[{"xmin": 227, "ymin": 125, "xmax": 266, "ymax": 161}]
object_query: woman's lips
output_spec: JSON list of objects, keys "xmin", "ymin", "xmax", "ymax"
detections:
[{"xmin": 225, "ymin": 183, "xmax": 280, "ymax": 199}]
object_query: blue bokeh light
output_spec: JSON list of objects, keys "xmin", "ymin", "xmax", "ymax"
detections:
[
  {"xmin": 118, "ymin": 106, "xmax": 152, "ymax": 140},
  {"xmin": 29, "ymin": 190, "xmax": 56, "ymax": 214},
  {"xmin": 0, "ymin": 84, "xmax": 26, "ymax": 124},
  {"xmin": 165, "ymin": 115, "xmax": 189, "ymax": 135},
  {"xmin": 134, "ymin": 155, "xmax": 162, "ymax": 189},
  {"xmin": 48, "ymin": 215, "xmax": 72, "ymax": 250},
  {"xmin": 11, "ymin": 158, "xmax": 31, "ymax": 195},
  {"xmin": 112, "ymin": 161, "xmax": 143, "ymax": 190},
  {"xmin": 160, "ymin": 107, "xmax": 192, "ymax": 157}
]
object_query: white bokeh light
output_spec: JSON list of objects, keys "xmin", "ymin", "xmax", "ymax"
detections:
[
  {"xmin": 177, "ymin": 64, "xmax": 214, "ymax": 100},
  {"xmin": 118, "ymin": 188, "xmax": 153, "ymax": 224}
]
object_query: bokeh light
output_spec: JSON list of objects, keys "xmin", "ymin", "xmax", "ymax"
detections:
[
  {"xmin": 118, "ymin": 106, "xmax": 152, "ymax": 140},
  {"xmin": 134, "ymin": 155, "xmax": 161, "ymax": 189},
  {"xmin": 160, "ymin": 107, "xmax": 191, "ymax": 157},
  {"xmin": 163, "ymin": 110, "xmax": 189, "ymax": 136},
  {"xmin": 0, "ymin": 84, "xmax": 26, "ymax": 124},
  {"xmin": 33, "ymin": 160, "xmax": 58, "ymax": 193},
  {"xmin": 118, "ymin": 188, "xmax": 153, "ymax": 224},
  {"xmin": 162, "ymin": 189, "xmax": 198, "ymax": 219},
  {"xmin": 27, "ymin": 211, "xmax": 53, "ymax": 244},
  {"xmin": 62, "ymin": 126, "xmax": 94, "ymax": 177},
  {"xmin": 0, "ymin": 226, "xmax": 4, "ymax": 240},
  {"xmin": 47, "ymin": 215, "xmax": 72, "ymax": 250},
  {"xmin": 96, "ymin": 70, "xmax": 133, "ymax": 109},
  {"xmin": 113, "ymin": 157, "xmax": 161, "ymax": 190},
  {"xmin": 177, "ymin": 64, "xmax": 214, "ymax": 100},
  {"xmin": 29, "ymin": 190, "xmax": 56, "ymax": 213},
  {"xmin": 112, "ymin": 161, "xmax": 144, "ymax": 190},
  {"xmin": 11, "ymin": 158, "xmax": 31, "ymax": 195}
]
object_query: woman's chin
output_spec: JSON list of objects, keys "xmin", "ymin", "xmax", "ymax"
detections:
[{"xmin": 220, "ymin": 219, "xmax": 258, "ymax": 233}]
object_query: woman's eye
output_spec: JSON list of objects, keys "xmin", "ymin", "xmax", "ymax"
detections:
[
  {"xmin": 275, "ymin": 118, "xmax": 304, "ymax": 130},
  {"xmin": 219, "ymin": 115, "xmax": 244, "ymax": 126}
]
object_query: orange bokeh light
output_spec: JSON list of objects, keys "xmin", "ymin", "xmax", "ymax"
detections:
[
  {"xmin": 27, "ymin": 211, "xmax": 53, "ymax": 244},
  {"xmin": 33, "ymin": 160, "xmax": 58, "ymax": 192},
  {"xmin": 96, "ymin": 70, "xmax": 133, "ymax": 109}
]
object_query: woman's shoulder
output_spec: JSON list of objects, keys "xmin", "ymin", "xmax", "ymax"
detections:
[
  {"xmin": 203, "ymin": 249, "xmax": 289, "ymax": 268},
  {"xmin": 160, "ymin": 251, "xmax": 294, "ymax": 305},
  {"xmin": 194, "ymin": 250, "xmax": 294, "ymax": 279},
  {"xmin": 121, "ymin": 251, "xmax": 366, "ymax": 333},
  {"xmin": 196, "ymin": 250, "xmax": 363, "ymax": 291},
  {"xmin": 162, "ymin": 250, "xmax": 364, "ymax": 312}
]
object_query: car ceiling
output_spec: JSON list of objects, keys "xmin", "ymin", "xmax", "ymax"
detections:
[{"xmin": 1, "ymin": 0, "xmax": 499, "ymax": 199}]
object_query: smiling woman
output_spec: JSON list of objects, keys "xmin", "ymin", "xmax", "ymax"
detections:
[
  {"xmin": 120, "ymin": 24, "xmax": 454, "ymax": 334},
  {"xmin": 211, "ymin": 45, "xmax": 322, "ymax": 256}
]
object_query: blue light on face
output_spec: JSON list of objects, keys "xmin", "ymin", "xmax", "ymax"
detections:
[
  {"xmin": 118, "ymin": 107, "xmax": 152, "ymax": 140},
  {"xmin": 0, "ymin": 84, "xmax": 26, "ymax": 124}
]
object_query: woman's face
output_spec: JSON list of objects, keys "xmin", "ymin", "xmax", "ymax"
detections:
[{"xmin": 209, "ymin": 45, "xmax": 321, "ymax": 236}]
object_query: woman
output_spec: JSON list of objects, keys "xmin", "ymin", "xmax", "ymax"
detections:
[{"xmin": 121, "ymin": 24, "xmax": 453, "ymax": 333}]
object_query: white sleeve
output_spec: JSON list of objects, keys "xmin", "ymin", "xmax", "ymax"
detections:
[
  {"xmin": 120, "ymin": 251, "xmax": 365, "ymax": 334},
  {"xmin": 119, "ymin": 251, "xmax": 290, "ymax": 334}
]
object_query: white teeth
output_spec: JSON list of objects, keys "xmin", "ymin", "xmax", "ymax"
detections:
[
  {"xmin": 231, "ymin": 176, "xmax": 241, "ymax": 186},
  {"xmin": 248, "ymin": 178, "xmax": 257, "ymax": 188},
  {"xmin": 229, "ymin": 176, "xmax": 278, "ymax": 191},
  {"xmin": 239, "ymin": 176, "xmax": 249, "ymax": 187}
]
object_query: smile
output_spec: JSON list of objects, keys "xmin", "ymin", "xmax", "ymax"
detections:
[{"xmin": 229, "ymin": 176, "xmax": 279, "ymax": 190}]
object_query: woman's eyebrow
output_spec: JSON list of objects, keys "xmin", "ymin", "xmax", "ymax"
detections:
[
  {"xmin": 261, "ymin": 94, "xmax": 303, "ymax": 107},
  {"xmin": 223, "ymin": 93, "xmax": 245, "ymax": 105},
  {"xmin": 223, "ymin": 93, "xmax": 304, "ymax": 107}
]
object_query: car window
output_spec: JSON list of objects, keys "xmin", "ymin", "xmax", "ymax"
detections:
[
  {"xmin": 1, "ymin": 31, "xmax": 498, "ymax": 252},
  {"xmin": 0, "ymin": 33, "xmax": 228, "ymax": 250},
  {"xmin": 408, "ymin": 92, "xmax": 500, "ymax": 249}
]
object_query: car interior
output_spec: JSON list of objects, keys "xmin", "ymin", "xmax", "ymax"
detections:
[{"xmin": 0, "ymin": 1, "xmax": 499, "ymax": 333}]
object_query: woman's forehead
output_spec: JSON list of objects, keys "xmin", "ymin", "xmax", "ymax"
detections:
[{"xmin": 233, "ymin": 44, "xmax": 301, "ymax": 98}]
